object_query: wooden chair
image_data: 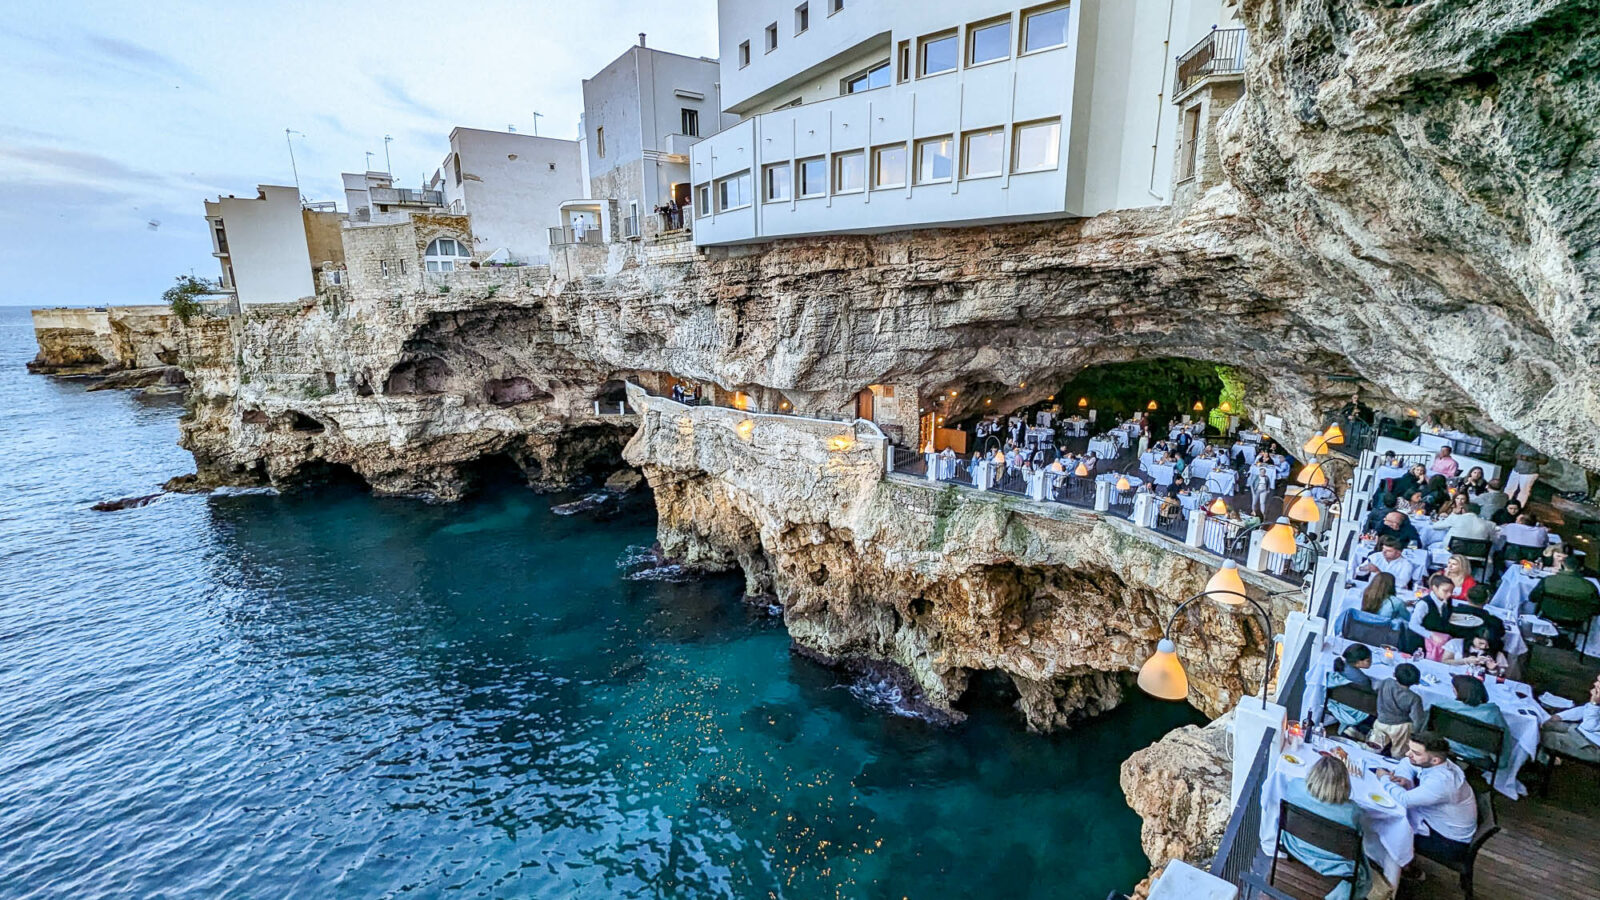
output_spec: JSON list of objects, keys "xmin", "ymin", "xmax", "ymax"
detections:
[
  {"xmin": 1269, "ymin": 800, "xmax": 1365, "ymax": 900},
  {"xmin": 1321, "ymin": 682, "xmax": 1378, "ymax": 731},
  {"xmin": 1413, "ymin": 789, "xmax": 1500, "ymax": 900},
  {"xmin": 1428, "ymin": 706, "xmax": 1507, "ymax": 789},
  {"xmin": 1340, "ymin": 615, "xmax": 1402, "ymax": 649}
]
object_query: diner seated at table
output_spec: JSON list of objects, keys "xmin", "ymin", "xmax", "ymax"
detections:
[
  {"xmin": 1372, "ymin": 664, "xmax": 1429, "ymax": 756},
  {"xmin": 1439, "ymin": 627, "xmax": 1510, "ymax": 675},
  {"xmin": 1456, "ymin": 466, "xmax": 1489, "ymax": 498},
  {"xmin": 1435, "ymin": 503, "xmax": 1495, "ymax": 548},
  {"xmin": 1280, "ymin": 756, "xmax": 1372, "ymax": 900},
  {"xmin": 1375, "ymin": 512, "xmax": 1422, "ymax": 549},
  {"xmin": 1337, "ymin": 574, "xmax": 1410, "ymax": 638},
  {"xmin": 1364, "ymin": 493, "xmax": 1399, "ymax": 532},
  {"xmin": 1358, "ymin": 538, "xmax": 1420, "ymax": 591},
  {"xmin": 1410, "ymin": 575, "xmax": 1466, "ymax": 659},
  {"xmin": 1499, "ymin": 514, "xmax": 1549, "ymax": 550},
  {"xmin": 1540, "ymin": 674, "xmax": 1600, "ymax": 764},
  {"xmin": 1428, "ymin": 446, "xmax": 1460, "ymax": 479},
  {"xmin": 1529, "ymin": 556, "xmax": 1600, "ymax": 634},
  {"xmin": 1392, "ymin": 464, "xmax": 1430, "ymax": 503},
  {"xmin": 1325, "ymin": 644, "xmax": 1377, "ymax": 737},
  {"xmin": 1375, "ymin": 735, "xmax": 1479, "ymax": 870},
  {"xmin": 1488, "ymin": 498, "xmax": 1522, "ymax": 526},
  {"xmin": 1434, "ymin": 674, "xmax": 1512, "ymax": 776},
  {"xmin": 1421, "ymin": 476, "xmax": 1452, "ymax": 514},
  {"xmin": 1442, "ymin": 556, "xmax": 1477, "ymax": 602},
  {"xmin": 1471, "ymin": 479, "xmax": 1509, "ymax": 520}
]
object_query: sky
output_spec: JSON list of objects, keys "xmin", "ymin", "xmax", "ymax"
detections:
[{"xmin": 0, "ymin": 0, "xmax": 720, "ymax": 307}]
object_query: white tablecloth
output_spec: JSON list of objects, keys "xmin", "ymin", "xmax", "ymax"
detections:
[
  {"xmin": 1111, "ymin": 430, "xmax": 1132, "ymax": 450},
  {"xmin": 1097, "ymin": 472, "xmax": 1142, "ymax": 504},
  {"xmin": 1178, "ymin": 491, "xmax": 1203, "ymax": 512},
  {"xmin": 925, "ymin": 452, "xmax": 958, "ymax": 480},
  {"xmin": 1417, "ymin": 431, "xmax": 1485, "ymax": 455},
  {"xmin": 1061, "ymin": 417, "xmax": 1088, "ymax": 437},
  {"xmin": 1239, "ymin": 430, "xmax": 1263, "ymax": 444},
  {"xmin": 1259, "ymin": 735, "xmax": 1415, "ymax": 886},
  {"xmin": 1328, "ymin": 586, "xmax": 1532, "ymax": 658},
  {"xmin": 1233, "ymin": 442, "xmax": 1257, "ymax": 465},
  {"xmin": 1303, "ymin": 638, "xmax": 1549, "ymax": 797},
  {"xmin": 1409, "ymin": 515, "xmax": 1442, "ymax": 549},
  {"xmin": 1201, "ymin": 515, "xmax": 1239, "ymax": 554},
  {"xmin": 1036, "ymin": 412, "xmax": 1054, "ymax": 427},
  {"xmin": 1490, "ymin": 565, "xmax": 1600, "ymax": 651},
  {"xmin": 1190, "ymin": 457, "xmax": 1218, "ymax": 481},
  {"xmin": 1147, "ymin": 463, "xmax": 1176, "ymax": 487},
  {"xmin": 1087, "ymin": 438, "xmax": 1119, "ymax": 460},
  {"xmin": 1206, "ymin": 469, "xmax": 1239, "ymax": 495},
  {"xmin": 1025, "ymin": 426, "xmax": 1053, "ymax": 448},
  {"xmin": 1140, "ymin": 450, "xmax": 1161, "ymax": 471}
]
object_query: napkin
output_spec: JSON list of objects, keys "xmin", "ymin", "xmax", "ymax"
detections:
[{"xmin": 1539, "ymin": 692, "xmax": 1575, "ymax": 710}]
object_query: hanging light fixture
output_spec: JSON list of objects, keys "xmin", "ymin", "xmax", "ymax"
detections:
[
  {"xmin": 1204, "ymin": 560, "xmax": 1248, "ymax": 605},
  {"xmin": 1323, "ymin": 423, "xmax": 1345, "ymax": 444},
  {"xmin": 1078, "ymin": 397, "xmax": 1089, "ymax": 408},
  {"xmin": 1116, "ymin": 474, "xmax": 1132, "ymax": 491},
  {"xmin": 1074, "ymin": 462, "xmax": 1089, "ymax": 477},
  {"xmin": 1193, "ymin": 401, "xmax": 1204, "ymax": 412},
  {"xmin": 1208, "ymin": 498, "xmax": 1228, "ymax": 515},
  {"xmin": 1285, "ymin": 488, "xmax": 1322, "ymax": 524},
  {"xmin": 1136, "ymin": 639, "xmax": 1188, "ymax": 700},
  {"xmin": 1220, "ymin": 401, "xmax": 1233, "ymax": 413},
  {"xmin": 1302, "ymin": 433, "xmax": 1331, "ymax": 455},
  {"xmin": 1295, "ymin": 463, "xmax": 1330, "ymax": 487},
  {"xmin": 1261, "ymin": 517, "xmax": 1298, "ymax": 555},
  {"xmin": 1147, "ymin": 400, "xmax": 1158, "ymax": 411}
]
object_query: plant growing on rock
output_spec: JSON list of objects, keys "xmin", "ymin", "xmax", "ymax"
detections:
[{"xmin": 163, "ymin": 275, "xmax": 210, "ymax": 323}]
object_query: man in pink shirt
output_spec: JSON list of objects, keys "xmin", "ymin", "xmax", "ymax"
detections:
[{"xmin": 1429, "ymin": 446, "xmax": 1460, "ymax": 478}]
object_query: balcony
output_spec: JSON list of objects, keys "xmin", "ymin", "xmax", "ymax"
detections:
[
  {"xmin": 1174, "ymin": 27, "xmax": 1246, "ymax": 99},
  {"xmin": 548, "ymin": 226, "xmax": 603, "ymax": 247},
  {"xmin": 368, "ymin": 187, "xmax": 445, "ymax": 208}
]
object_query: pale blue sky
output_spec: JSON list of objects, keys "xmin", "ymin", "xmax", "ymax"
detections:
[{"xmin": 0, "ymin": 0, "xmax": 719, "ymax": 306}]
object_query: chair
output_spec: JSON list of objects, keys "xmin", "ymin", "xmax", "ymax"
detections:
[
  {"xmin": 1270, "ymin": 800, "xmax": 1365, "ymax": 899},
  {"xmin": 1447, "ymin": 536, "xmax": 1493, "ymax": 580},
  {"xmin": 1413, "ymin": 789, "xmax": 1499, "ymax": 900},
  {"xmin": 1321, "ymin": 682, "xmax": 1378, "ymax": 730},
  {"xmin": 1340, "ymin": 615, "xmax": 1402, "ymax": 649},
  {"xmin": 1534, "ymin": 587, "xmax": 1600, "ymax": 660},
  {"xmin": 1502, "ymin": 542, "xmax": 1545, "ymax": 565},
  {"xmin": 1428, "ymin": 706, "xmax": 1507, "ymax": 788}
]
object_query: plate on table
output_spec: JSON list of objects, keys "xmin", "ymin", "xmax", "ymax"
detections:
[
  {"xmin": 1281, "ymin": 753, "xmax": 1305, "ymax": 766},
  {"xmin": 1367, "ymin": 792, "xmax": 1397, "ymax": 809}
]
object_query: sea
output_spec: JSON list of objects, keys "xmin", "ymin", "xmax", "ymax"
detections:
[{"xmin": 0, "ymin": 305, "xmax": 1203, "ymax": 899}]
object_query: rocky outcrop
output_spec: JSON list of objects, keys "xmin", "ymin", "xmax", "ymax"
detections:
[
  {"xmin": 1120, "ymin": 715, "xmax": 1235, "ymax": 875},
  {"xmin": 29, "ymin": 306, "xmax": 180, "ymax": 376}
]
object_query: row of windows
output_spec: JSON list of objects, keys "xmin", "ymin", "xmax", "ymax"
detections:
[
  {"xmin": 739, "ymin": 0, "xmax": 846, "ymax": 66},
  {"xmin": 695, "ymin": 118, "xmax": 1061, "ymax": 215},
  {"xmin": 594, "ymin": 110, "xmax": 702, "ymax": 161}
]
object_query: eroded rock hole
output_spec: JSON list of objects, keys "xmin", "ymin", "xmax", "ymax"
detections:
[
  {"xmin": 384, "ymin": 357, "xmax": 452, "ymax": 396},
  {"xmin": 283, "ymin": 461, "xmax": 367, "ymax": 493},
  {"xmin": 241, "ymin": 409, "xmax": 268, "ymax": 426},
  {"xmin": 463, "ymin": 452, "xmax": 531, "ymax": 494},
  {"xmin": 287, "ymin": 411, "xmax": 325, "ymax": 434},
  {"xmin": 485, "ymin": 377, "xmax": 551, "ymax": 408},
  {"xmin": 954, "ymin": 669, "xmax": 1023, "ymax": 716}
]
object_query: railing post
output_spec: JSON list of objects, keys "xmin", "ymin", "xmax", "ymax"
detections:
[
  {"xmin": 1132, "ymin": 492, "xmax": 1154, "ymax": 528},
  {"xmin": 1093, "ymin": 480, "xmax": 1110, "ymax": 512},
  {"xmin": 974, "ymin": 461, "xmax": 989, "ymax": 492},
  {"xmin": 925, "ymin": 451, "xmax": 938, "ymax": 482},
  {"xmin": 1186, "ymin": 509, "xmax": 1207, "ymax": 547},
  {"xmin": 1231, "ymin": 698, "xmax": 1285, "ymax": 806}
]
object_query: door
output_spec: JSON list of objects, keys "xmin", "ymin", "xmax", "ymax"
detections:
[{"xmin": 856, "ymin": 389, "xmax": 875, "ymax": 421}]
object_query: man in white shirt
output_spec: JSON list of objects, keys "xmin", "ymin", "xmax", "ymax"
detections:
[
  {"xmin": 1356, "ymin": 538, "xmax": 1419, "ymax": 590},
  {"xmin": 1437, "ymin": 509, "xmax": 1495, "ymax": 547},
  {"xmin": 1541, "ymin": 673, "xmax": 1600, "ymax": 764},
  {"xmin": 1499, "ymin": 515, "xmax": 1549, "ymax": 551},
  {"xmin": 1376, "ymin": 734, "xmax": 1478, "ymax": 868}
]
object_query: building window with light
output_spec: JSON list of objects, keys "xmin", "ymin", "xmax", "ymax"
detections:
[
  {"xmin": 833, "ymin": 150, "xmax": 865, "ymax": 194},
  {"xmin": 873, "ymin": 144, "xmax": 907, "ymax": 190},
  {"xmin": 1011, "ymin": 119, "xmax": 1061, "ymax": 173},
  {"xmin": 961, "ymin": 128, "xmax": 1005, "ymax": 179},
  {"xmin": 915, "ymin": 136, "xmax": 954, "ymax": 184},
  {"xmin": 423, "ymin": 237, "xmax": 471, "ymax": 272}
]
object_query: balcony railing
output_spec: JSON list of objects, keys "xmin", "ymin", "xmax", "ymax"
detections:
[
  {"xmin": 1174, "ymin": 27, "xmax": 1247, "ymax": 97},
  {"xmin": 548, "ymin": 226, "xmax": 604, "ymax": 247},
  {"xmin": 368, "ymin": 187, "xmax": 444, "ymax": 207}
]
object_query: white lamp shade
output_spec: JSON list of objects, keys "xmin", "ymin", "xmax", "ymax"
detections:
[
  {"xmin": 1262, "ymin": 518, "xmax": 1298, "ymax": 556},
  {"xmin": 1294, "ymin": 464, "xmax": 1329, "ymax": 487},
  {"xmin": 1137, "ymin": 639, "xmax": 1189, "ymax": 701},
  {"xmin": 1205, "ymin": 561, "xmax": 1248, "ymax": 605},
  {"xmin": 1286, "ymin": 491, "xmax": 1322, "ymax": 523}
]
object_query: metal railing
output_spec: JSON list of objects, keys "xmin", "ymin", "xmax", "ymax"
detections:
[
  {"xmin": 889, "ymin": 446, "xmax": 928, "ymax": 478},
  {"xmin": 369, "ymin": 187, "xmax": 444, "ymax": 207},
  {"xmin": 1210, "ymin": 724, "xmax": 1276, "ymax": 886},
  {"xmin": 548, "ymin": 226, "xmax": 604, "ymax": 247},
  {"xmin": 1174, "ymin": 27, "xmax": 1247, "ymax": 96},
  {"xmin": 655, "ymin": 209, "xmax": 689, "ymax": 234},
  {"xmin": 593, "ymin": 401, "xmax": 633, "ymax": 416}
]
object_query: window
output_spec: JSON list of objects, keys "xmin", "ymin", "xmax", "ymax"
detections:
[
  {"xmin": 795, "ymin": 3, "xmax": 809, "ymax": 33},
  {"xmin": 1011, "ymin": 118, "xmax": 1061, "ymax": 173},
  {"xmin": 696, "ymin": 183, "xmax": 712, "ymax": 216},
  {"xmin": 765, "ymin": 23, "xmax": 778, "ymax": 52},
  {"xmin": 919, "ymin": 32, "xmax": 958, "ymax": 76},
  {"xmin": 915, "ymin": 136, "xmax": 955, "ymax": 184},
  {"xmin": 424, "ymin": 237, "xmax": 470, "ymax": 272},
  {"xmin": 774, "ymin": 97, "xmax": 802, "ymax": 110},
  {"xmin": 873, "ymin": 144, "xmax": 907, "ymax": 189},
  {"xmin": 717, "ymin": 171, "xmax": 752, "ymax": 211},
  {"xmin": 1023, "ymin": 4, "xmax": 1070, "ymax": 54},
  {"xmin": 897, "ymin": 41, "xmax": 911, "ymax": 83},
  {"xmin": 764, "ymin": 163, "xmax": 792, "ymax": 202},
  {"xmin": 969, "ymin": 18, "xmax": 1012, "ymax": 66},
  {"xmin": 798, "ymin": 157, "xmax": 827, "ymax": 197},
  {"xmin": 681, "ymin": 108, "xmax": 699, "ymax": 137},
  {"xmin": 843, "ymin": 61, "xmax": 891, "ymax": 94},
  {"xmin": 739, "ymin": 41, "xmax": 751, "ymax": 67},
  {"xmin": 596, "ymin": 127, "xmax": 605, "ymax": 158},
  {"xmin": 452, "ymin": 153, "xmax": 463, "ymax": 186},
  {"xmin": 399, "ymin": 259, "xmax": 406, "ymax": 275},
  {"xmin": 961, "ymin": 128, "xmax": 1005, "ymax": 179},
  {"xmin": 833, "ymin": 150, "xmax": 865, "ymax": 193},
  {"xmin": 830, "ymin": 0, "xmax": 843, "ymax": 13},
  {"xmin": 380, "ymin": 259, "xmax": 390, "ymax": 277},
  {"xmin": 1179, "ymin": 106, "xmax": 1201, "ymax": 180}
]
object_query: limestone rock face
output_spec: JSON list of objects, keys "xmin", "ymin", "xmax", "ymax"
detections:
[{"xmin": 1120, "ymin": 714, "xmax": 1235, "ymax": 873}]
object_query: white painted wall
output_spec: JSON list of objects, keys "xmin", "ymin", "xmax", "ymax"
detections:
[
  {"xmin": 202, "ymin": 185, "xmax": 314, "ymax": 306},
  {"xmin": 436, "ymin": 128, "xmax": 582, "ymax": 264},
  {"xmin": 696, "ymin": 0, "xmax": 1243, "ymax": 245}
]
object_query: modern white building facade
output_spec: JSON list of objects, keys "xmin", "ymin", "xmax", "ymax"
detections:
[
  {"xmin": 580, "ymin": 39, "xmax": 737, "ymax": 239},
  {"xmin": 203, "ymin": 185, "xmax": 319, "ymax": 306},
  {"xmin": 690, "ymin": 0, "xmax": 1243, "ymax": 246},
  {"xmin": 342, "ymin": 171, "xmax": 448, "ymax": 226},
  {"xmin": 429, "ymin": 128, "xmax": 583, "ymax": 264}
]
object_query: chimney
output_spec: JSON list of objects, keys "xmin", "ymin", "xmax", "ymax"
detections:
[{"xmin": 639, "ymin": 33, "xmax": 647, "ymax": 47}]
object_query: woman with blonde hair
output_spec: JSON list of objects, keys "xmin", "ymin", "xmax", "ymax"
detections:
[
  {"xmin": 1281, "ymin": 756, "xmax": 1371, "ymax": 900},
  {"xmin": 1443, "ymin": 554, "xmax": 1478, "ymax": 601}
]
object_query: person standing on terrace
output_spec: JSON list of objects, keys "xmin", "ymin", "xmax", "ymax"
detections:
[{"xmin": 1506, "ymin": 441, "xmax": 1548, "ymax": 506}]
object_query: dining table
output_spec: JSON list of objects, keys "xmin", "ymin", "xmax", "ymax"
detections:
[
  {"xmin": 1258, "ymin": 733, "xmax": 1416, "ymax": 886},
  {"xmin": 1190, "ymin": 457, "xmax": 1218, "ymax": 481},
  {"xmin": 1490, "ymin": 563, "xmax": 1600, "ymax": 651},
  {"xmin": 1087, "ymin": 437, "xmax": 1119, "ymax": 460},
  {"xmin": 1205, "ymin": 468, "xmax": 1239, "ymax": 496},
  {"xmin": 1097, "ymin": 472, "xmax": 1142, "ymax": 504},
  {"xmin": 1302, "ymin": 636, "xmax": 1550, "ymax": 797},
  {"xmin": 1232, "ymin": 442, "xmax": 1258, "ymax": 465},
  {"xmin": 1326, "ymin": 586, "xmax": 1537, "ymax": 658}
]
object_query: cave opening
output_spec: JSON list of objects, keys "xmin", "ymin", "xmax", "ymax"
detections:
[
  {"xmin": 953, "ymin": 669, "xmax": 1023, "ymax": 718},
  {"xmin": 283, "ymin": 460, "xmax": 368, "ymax": 494},
  {"xmin": 1051, "ymin": 358, "xmax": 1231, "ymax": 433},
  {"xmin": 462, "ymin": 452, "xmax": 532, "ymax": 495},
  {"xmin": 384, "ymin": 357, "xmax": 452, "ymax": 396},
  {"xmin": 287, "ymin": 411, "xmax": 326, "ymax": 434},
  {"xmin": 484, "ymin": 376, "xmax": 551, "ymax": 408}
]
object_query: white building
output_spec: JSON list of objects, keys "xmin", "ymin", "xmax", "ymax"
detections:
[
  {"xmin": 429, "ymin": 128, "xmax": 583, "ymax": 264},
  {"xmin": 690, "ymin": 0, "xmax": 1243, "ymax": 246},
  {"xmin": 576, "ymin": 37, "xmax": 736, "ymax": 240},
  {"xmin": 204, "ymin": 185, "xmax": 342, "ymax": 306},
  {"xmin": 342, "ymin": 171, "xmax": 448, "ymax": 226}
]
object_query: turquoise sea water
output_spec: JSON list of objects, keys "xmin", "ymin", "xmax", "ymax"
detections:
[{"xmin": 0, "ymin": 307, "xmax": 1202, "ymax": 899}]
